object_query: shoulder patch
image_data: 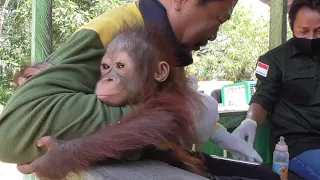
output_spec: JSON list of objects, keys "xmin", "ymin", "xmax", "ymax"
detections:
[{"xmin": 256, "ymin": 62, "xmax": 269, "ymax": 77}]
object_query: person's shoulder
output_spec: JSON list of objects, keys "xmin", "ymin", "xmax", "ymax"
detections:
[
  {"xmin": 81, "ymin": 2, "xmax": 142, "ymax": 28},
  {"xmin": 78, "ymin": 2, "xmax": 144, "ymax": 47},
  {"xmin": 89, "ymin": 2, "xmax": 142, "ymax": 24},
  {"xmin": 110, "ymin": 2, "xmax": 142, "ymax": 17},
  {"xmin": 262, "ymin": 39, "xmax": 294, "ymax": 62}
]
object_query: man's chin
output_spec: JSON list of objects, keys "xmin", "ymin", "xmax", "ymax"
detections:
[
  {"xmin": 181, "ymin": 42, "xmax": 207, "ymax": 51},
  {"xmin": 192, "ymin": 46, "xmax": 201, "ymax": 51},
  {"xmin": 193, "ymin": 41, "xmax": 209, "ymax": 51},
  {"xmin": 192, "ymin": 43, "xmax": 207, "ymax": 51},
  {"xmin": 182, "ymin": 45, "xmax": 202, "ymax": 51}
]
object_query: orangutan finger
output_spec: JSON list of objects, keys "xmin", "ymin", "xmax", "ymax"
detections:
[
  {"xmin": 37, "ymin": 136, "xmax": 57, "ymax": 150},
  {"xmin": 16, "ymin": 164, "xmax": 36, "ymax": 174}
]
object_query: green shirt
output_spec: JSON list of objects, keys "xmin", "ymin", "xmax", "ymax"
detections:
[
  {"xmin": 0, "ymin": 3, "xmax": 143, "ymax": 164},
  {"xmin": 250, "ymin": 38, "xmax": 320, "ymax": 158}
]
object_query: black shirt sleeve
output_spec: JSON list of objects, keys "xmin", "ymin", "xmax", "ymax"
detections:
[{"xmin": 250, "ymin": 55, "xmax": 282, "ymax": 112}]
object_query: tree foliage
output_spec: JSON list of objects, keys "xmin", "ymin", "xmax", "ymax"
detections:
[
  {"xmin": 186, "ymin": 3, "xmax": 293, "ymax": 82},
  {"xmin": 0, "ymin": 0, "xmax": 32, "ymax": 104}
]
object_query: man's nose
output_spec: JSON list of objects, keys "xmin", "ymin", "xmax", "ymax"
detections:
[{"xmin": 306, "ymin": 32, "xmax": 318, "ymax": 39}]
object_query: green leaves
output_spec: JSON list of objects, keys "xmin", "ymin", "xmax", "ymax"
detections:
[{"xmin": 186, "ymin": 3, "xmax": 292, "ymax": 83}]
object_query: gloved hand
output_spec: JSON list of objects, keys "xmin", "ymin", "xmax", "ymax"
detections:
[
  {"xmin": 210, "ymin": 124, "xmax": 263, "ymax": 163},
  {"xmin": 231, "ymin": 119, "xmax": 258, "ymax": 162},
  {"xmin": 232, "ymin": 119, "xmax": 257, "ymax": 147}
]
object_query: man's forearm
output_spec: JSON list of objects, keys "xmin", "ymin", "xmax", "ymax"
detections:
[
  {"xmin": 246, "ymin": 103, "xmax": 268, "ymax": 126},
  {"xmin": 57, "ymin": 109, "xmax": 195, "ymax": 171}
]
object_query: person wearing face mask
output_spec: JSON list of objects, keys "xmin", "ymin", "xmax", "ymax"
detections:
[{"xmin": 231, "ymin": 0, "xmax": 320, "ymax": 179}]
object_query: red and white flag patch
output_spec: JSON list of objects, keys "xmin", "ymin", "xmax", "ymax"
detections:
[{"xmin": 256, "ymin": 62, "xmax": 269, "ymax": 77}]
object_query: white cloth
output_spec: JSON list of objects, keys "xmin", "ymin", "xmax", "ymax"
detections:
[
  {"xmin": 193, "ymin": 92, "xmax": 220, "ymax": 143},
  {"xmin": 187, "ymin": 76, "xmax": 262, "ymax": 163}
]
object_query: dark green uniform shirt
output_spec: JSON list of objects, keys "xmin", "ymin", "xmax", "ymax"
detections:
[{"xmin": 250, "ymin": 38, "xmax": 320, "ymax": 159}]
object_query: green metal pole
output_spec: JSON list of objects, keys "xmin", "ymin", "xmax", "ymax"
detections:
[
  {"xmin": 269, "ymin": 0, "xmax": 288, "ymax": 50},
  {"xmin": 31, "ymin": 0, "xmax": 53, "ymax": 64}
]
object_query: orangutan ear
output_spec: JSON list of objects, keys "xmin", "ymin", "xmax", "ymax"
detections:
[{"xmin": 154, "ymin": 61, "xmax": 170, "ymax": 82}]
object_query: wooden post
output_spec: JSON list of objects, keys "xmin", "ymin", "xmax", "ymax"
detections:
[
  {"xmin": 269, "ymin": 0, "xmax": 288, "ymax": 49},
  {"xmin": 31, "ymin": 0, "xmax": 53, "ymax": 64}
]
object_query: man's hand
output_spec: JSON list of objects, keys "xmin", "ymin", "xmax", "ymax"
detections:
[
  {"xmin": 231, "ymin": 119, "xmax": 258, "ymax": 161},
  {"xmin": 17, "ymin": 136, "xmax": 74, "ymax": 180},
  {"xmin": 210, "ymin": 124, "xmax": 262, "ymax": 163},
  {"xmin": 232, "ymin": 119, "xmax": 257, "ymax": 146}
]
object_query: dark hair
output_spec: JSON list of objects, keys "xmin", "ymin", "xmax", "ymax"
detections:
[{"xmin": 289, "ymin": 0, "xmax": 320, "ymax": 29}]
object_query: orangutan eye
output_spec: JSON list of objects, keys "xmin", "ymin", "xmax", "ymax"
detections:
[
  {"xmin": 116, "ymin": 62, "xmax": 125, "ymax": 68},
  {"xmin": 102, "ymin": 63, "xmax": 110, "ymax": 69},
  {"xmin": 25, "ymin": 75, "xmax": 33, "ymax": 79}
]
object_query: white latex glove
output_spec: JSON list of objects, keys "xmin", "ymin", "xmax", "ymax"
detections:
[
  {"xmin": 231, "ymin": 119, "xmax": 258, "ymax": 161},
  {"xmin": 210, "ymin": 124, "xmax": 263, "ymax": 163},
  {"xmin": 231, "ymin": 119, "xmax": 257, "ymax": 147}
]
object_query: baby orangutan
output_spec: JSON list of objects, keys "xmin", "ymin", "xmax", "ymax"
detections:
[{"xmin": 17, "ymin": 25, "xmax": 206, "ymax": 179}]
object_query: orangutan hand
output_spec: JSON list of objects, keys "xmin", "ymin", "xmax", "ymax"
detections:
[{"xmin": 17, "ymin": 136, "xmax": 75, "ymax": 180}]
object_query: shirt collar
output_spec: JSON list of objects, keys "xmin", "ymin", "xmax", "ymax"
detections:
[
  {"xmin": 289, "ymin": 38, "xmax": 300, "ymax": 58},
  {"xmin": 288, "ymin": 38, "xmax": 311, "ymax": 59},
  {"xmin": 138, "ymin": 0, "xmax": 193, "ymax": 67}
]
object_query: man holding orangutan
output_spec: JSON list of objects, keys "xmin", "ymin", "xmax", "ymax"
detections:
[{"xmin": 0, "ymin": 0, "xmax": 279, "ymax": 179}]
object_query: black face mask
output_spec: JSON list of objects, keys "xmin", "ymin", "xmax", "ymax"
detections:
[{"xmin": 293, "ymin": 37, "xmax": 320, "ymax": 57}]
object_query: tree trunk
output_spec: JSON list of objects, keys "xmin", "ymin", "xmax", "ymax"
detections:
[
  {"xmin": 31, "ymin": 0, "xmax": 53, "ymax": 63},
  {"xmin": 269, "ymin": 0, "xmax": 288, "ymax": 50}
]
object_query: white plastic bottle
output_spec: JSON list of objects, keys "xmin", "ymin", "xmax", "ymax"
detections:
[{"xmin": 272, "ymin": 136, "xmax": 290, "ymax": 180}]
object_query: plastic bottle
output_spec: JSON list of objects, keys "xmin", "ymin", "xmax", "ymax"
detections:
[{"xmin": 272, "ymin": 136, "xmax": 289, "ymax": 180}]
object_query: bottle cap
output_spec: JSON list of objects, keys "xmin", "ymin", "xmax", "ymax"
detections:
[{"xmin": 275, "ymin": 136, "xmax": 288, "ymax": 151}]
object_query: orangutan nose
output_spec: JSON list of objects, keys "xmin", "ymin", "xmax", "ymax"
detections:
[{"xmin": 106, "ymin": 77, "xmax": 115, "ymax": 81}]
